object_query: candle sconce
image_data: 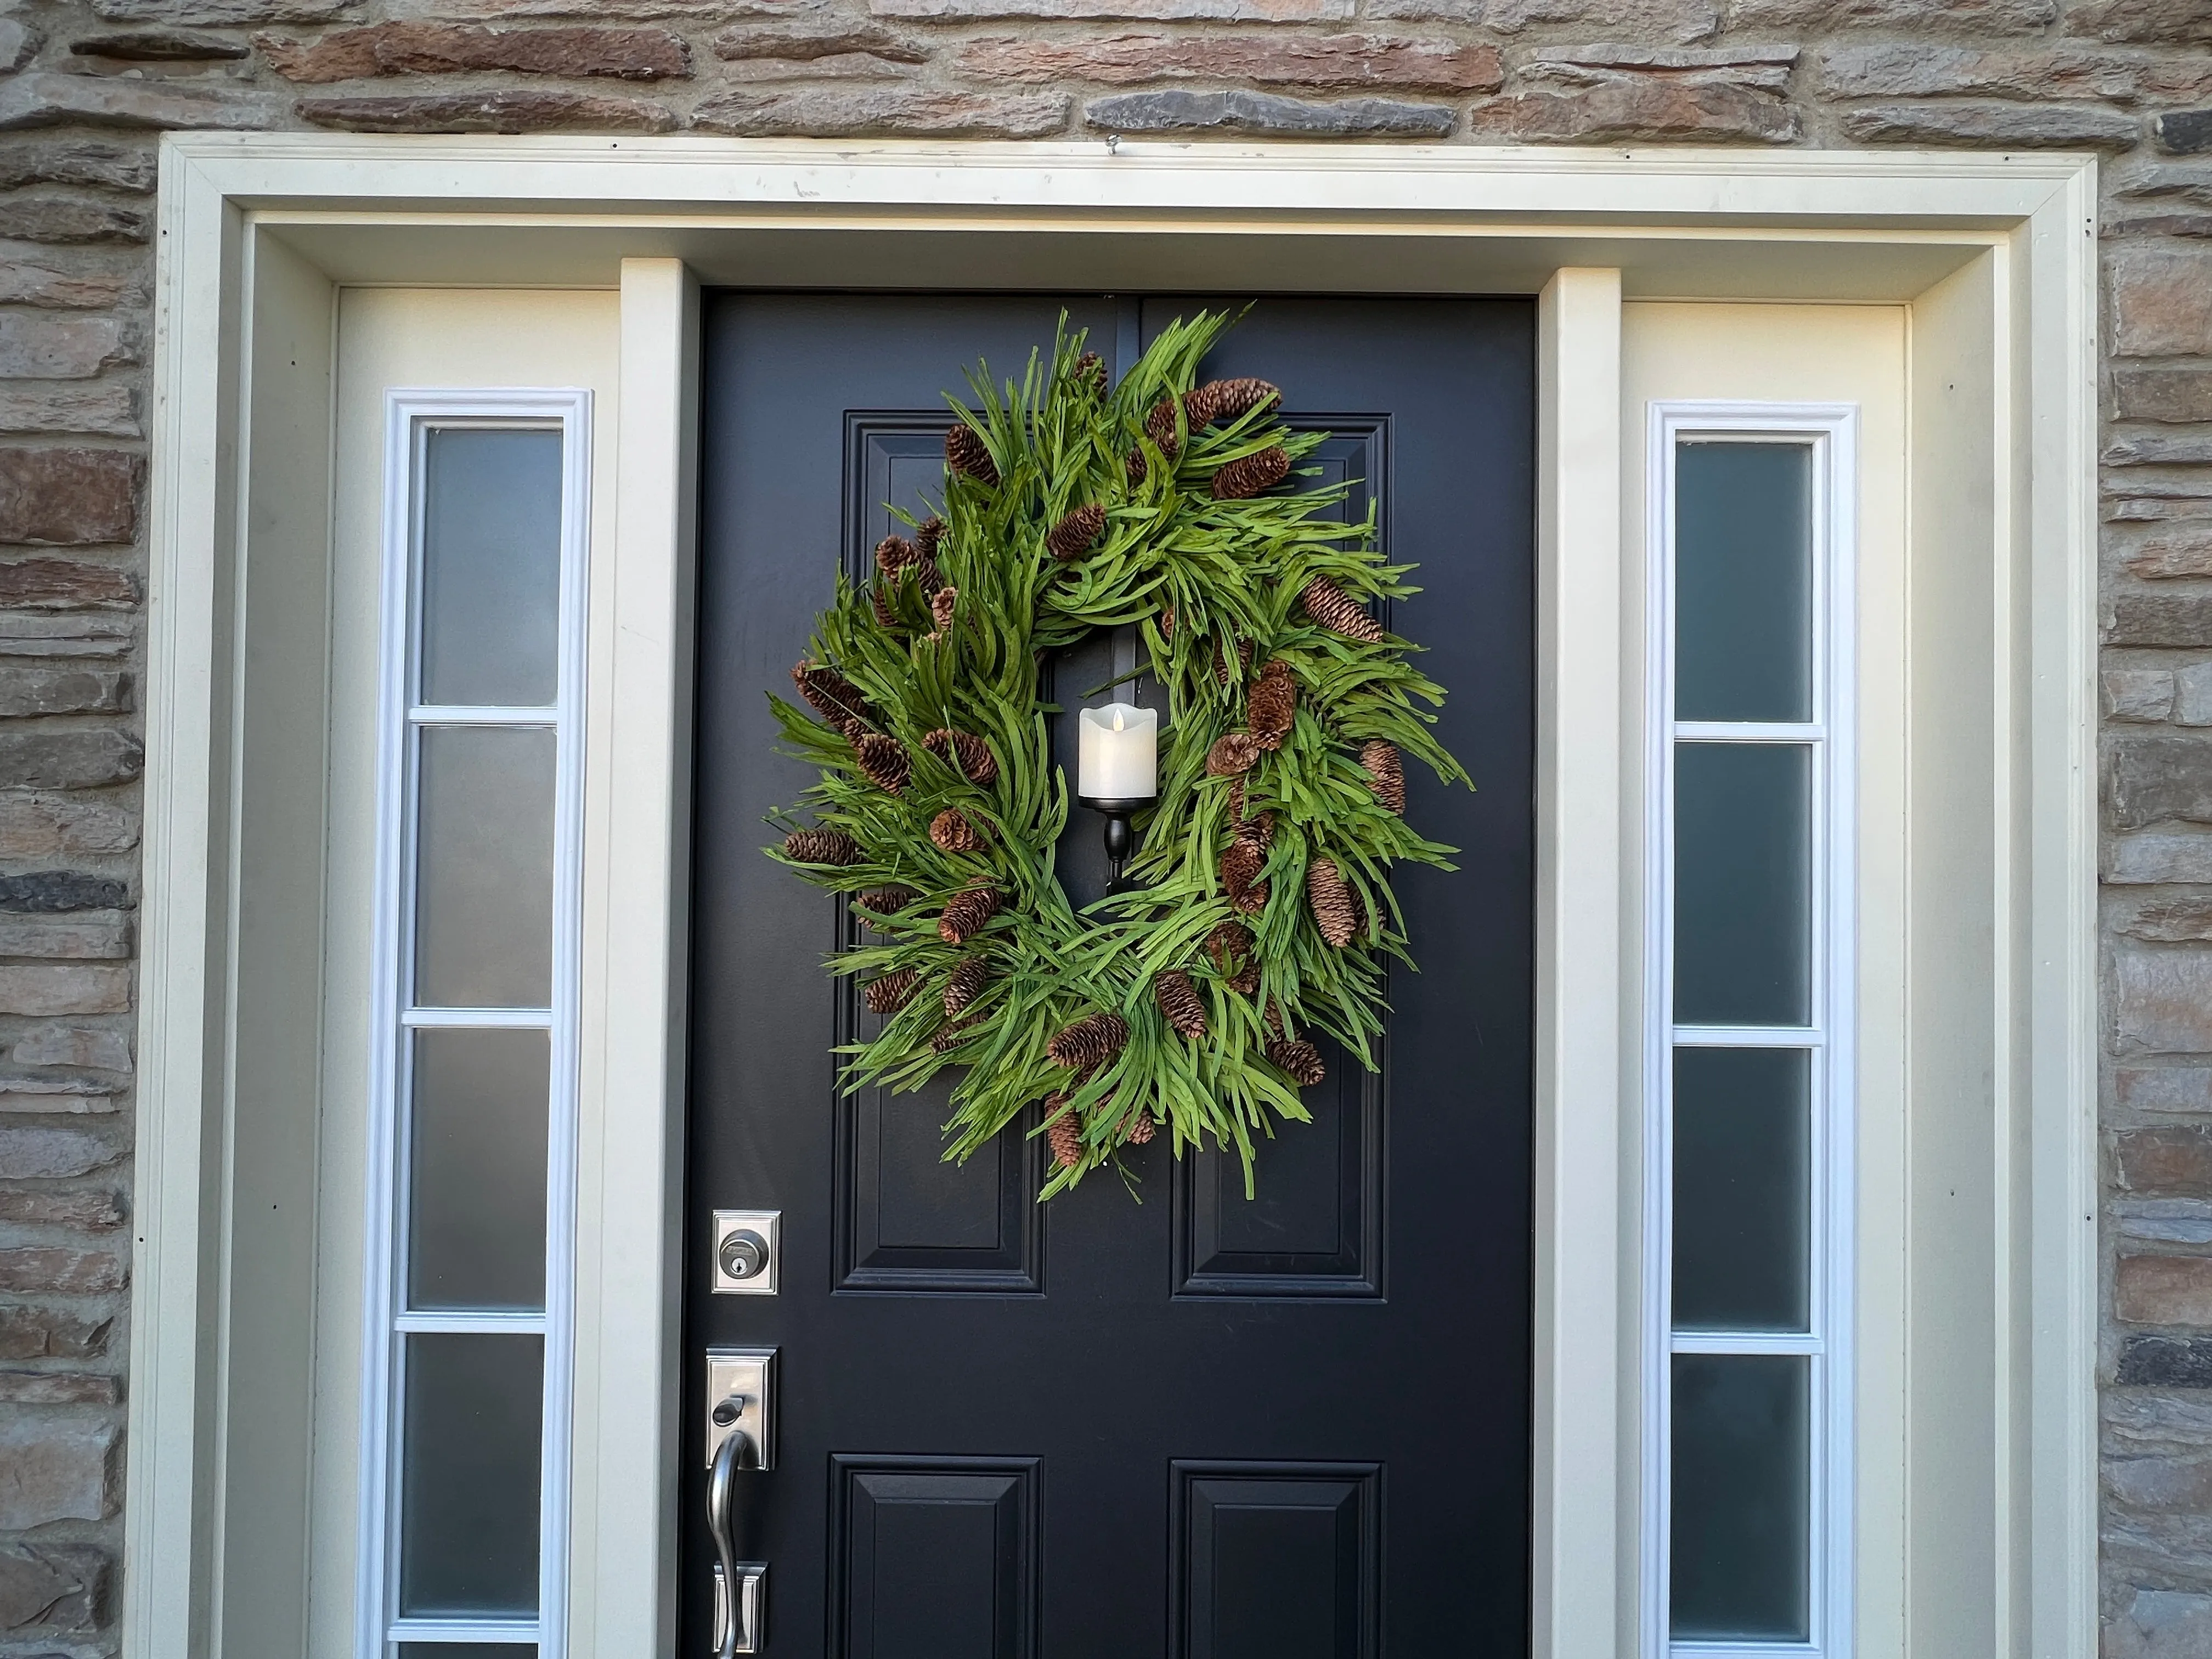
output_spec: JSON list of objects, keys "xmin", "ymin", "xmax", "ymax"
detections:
[{"xmin": 1076, "ymin": 703, "xmax": 1158, "ymax": 894}]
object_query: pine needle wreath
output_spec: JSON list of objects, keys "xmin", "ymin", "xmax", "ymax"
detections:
[{"xmin": 767, "ymin": 309, "xmax": 1469, "ymax": 1198}]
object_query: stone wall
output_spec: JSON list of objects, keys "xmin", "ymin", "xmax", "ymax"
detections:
[{"xmin": 1, "ymin": 0, "xmax": 2208, "ymax": 1647}]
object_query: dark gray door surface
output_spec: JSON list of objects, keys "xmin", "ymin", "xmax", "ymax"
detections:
[{"xmin": 687, "ymin": 293, "xmax": 1534, "ymax": 1657}]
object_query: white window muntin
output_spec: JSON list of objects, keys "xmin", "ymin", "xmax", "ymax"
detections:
[
  {"xmin": 360, "ymin": 390, "xmax": 592, "ymax": 1658},
  {"xmin": 1641, "ymin": 403, "xmax": 1857, "ymax": 1659}
]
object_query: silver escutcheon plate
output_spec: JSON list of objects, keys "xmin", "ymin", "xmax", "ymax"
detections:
[
  {"xmin": 711, "ymin": 1208, "xmax": 782, "ymax": 1295},
  {"xmin": 704, "ymin": 1345, "xmax": 776, "ymax": 1470}
]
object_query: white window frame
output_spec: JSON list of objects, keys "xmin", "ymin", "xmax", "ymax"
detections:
[
  {"xmin": 1641, "ymin": 403, "xmax": 1858, "ymax": 1659},
  {"xmin": 359, "ymin": 389, "xmax": 594, "ymax": 1658}
]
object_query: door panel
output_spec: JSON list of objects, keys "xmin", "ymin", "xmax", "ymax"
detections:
[{"xmin": 689, "ymin": 292, "xmax": 1533, "ymax": 1655}]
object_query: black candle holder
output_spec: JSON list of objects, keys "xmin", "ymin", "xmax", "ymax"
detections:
[{"xmin": 1077, "ymin": 795, "xmax": 1152, "ymax": 893}]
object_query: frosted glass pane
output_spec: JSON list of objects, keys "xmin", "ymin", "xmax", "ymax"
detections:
[
  {"xmin": 398, "ymin": 1333, "xmax": 542, "ymax": 1618},
  {"xmin": 1671, "ymin": 1353, "xmax": 1809, "ymax": 1640},
  {"xmin": 398, "ymin": 1648, "xmax": 537, "ymax": 1657},
  {"xmin": 420, "ymin": 428, "xmax": 562, "ymax": 708},
  {"xmin": 408, "ymin": 1029, "xmax": 549, "ymax": 1312},
  {"xmin": 1675, "ymin": 441, "xmax": 1812, "ymax": 723},
  {"xmin": 1672, "ymin": 1047, "xmax": 1810, "ymax": 1332},
  {"xmin": 1674, "ymin": 742, "xmax": 1810, "ymax": 1027},
  {"xmin": 414, "ymin": 726, "xmax": 555, "ymax": 1009}
]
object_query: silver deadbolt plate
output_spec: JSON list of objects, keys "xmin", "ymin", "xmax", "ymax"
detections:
[
  {"xmin": 712, "ymin": 1208, "xmax": 781, "ymax": 1295},
  {"xmin": 705, "ymin": 1345, "xmax": 776, "ymax": 1471}
]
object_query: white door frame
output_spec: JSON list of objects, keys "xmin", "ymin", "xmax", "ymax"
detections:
[{"xmin": 134, "ymin": 136, "xmax": 2098, "ymax": 1659}]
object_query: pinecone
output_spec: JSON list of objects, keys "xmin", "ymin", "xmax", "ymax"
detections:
[
  {"xmin": 928, "ymin": 584, "xmax": 958, "ymax": 639},
  {"xmin": 854, "ymin": 732, "xmax": 911, "ymax": 795},
  {"xmin": 1045, "ymin": 1096, "xmax": 1085, "ymax": 1168},
  {"xmin": 870, "ymin": 578, "xmax": 904, "ymax": 633},
  {"xmin": 857, "ymin": 885, "xmax": 915, "ymax": 916},
  {"xmin": 1143, "ymin": 397, "xmax": 1183, "ymax": 459},
  {"xmin": 1222, "ymin": 838, "xmax": 1269, "ymax": 915},
  {"xmin": 916, "ymin": 516, "xmax": 945, "ymax": 558},
  {"xmin": 792, "ymin": 660, "xmax": 877, "ymax": 738},
  {"xmin": 1234, "ymin": 810, "xmax": 1275, "ymax": 853},
  {"xmin": 1299, "ymin": 576, "xmax": 1384, "ymax": 644},
  {"xmin": 1214, "ymin": 635, "xmax": 1252, "ymax": 687},
  {"xmin": 1126, "ymin": 448, "xmax": 1148, "ymax": 487},
  {"xmin": 923, "ymin": 728, "xmax": 998, "ymax": 786},
  {"xmin": 1359, "ymin": 739, "xmax": 1405, "ymax": 815},
  {"xmin": 930, "ymin": 1013, "xmax": 983, "ymax": 1054},
  {"xmin": 1047, "ymin": 504, "xmax": 1105, "ymax": 562},
  {"xmin": 945, "ymin": 424, "xmax": 999, "ymax": 486},
  {"xmin": 1122, "ymin": 1108, "xmax": 1158, "ymax": 1147},
  {"xmin": 1159, "ymin": 606, "xmax": 1175, "ymax": 640},
  {"xmin": 938, "ymin": 882, "xmax": 1001, "ymax": 945},
  {"xmin": 1212, "ymin": 445, "xmax": 1290, "ymax": 501},
  {"xmin": 864, "ymin": 968, "xmax": 921, "ymax": 1015},
  {"xmin": 930, "ymin": 808, "xmax": 985, "ymax": 854},
  {"xmin": 944, "ymin": 955, "xmax": 990, "ymax": 1017},
  {"xmin": 1154, "ymin": 969, "xmax": 1207, "ymax": 1040},
  {"xmin": 1306, "ymin": 856, "xmax": 1361, "ymax": 948},
  {"xmin": 1184, "ymin": 377, "xmax": 1281, "ymax": 427},
  {"xmin": 783, "ymin": 827, "xmax": 860, "ymax": 867},
  {"xmin": 1206, "ymin": 732, "xmax": 1262, "ymax": 777},
  {"xmin": 874, "ymin": 533, "xmax": 917, "ymax": 578},
  {"xmin": 1071, "ymin": 351, "xmax": 1107, "ymax": 396},
  {"xmin": 1047, "ymin": 1011, "xmax": 1130, "ymax": 1071},
  {"xmin": 1266, "ymin": 1037, "xmax": 1328, "ymax": 1087},
  {"xmin": 1248, "ymin": 660, "xmax": 1296, "ymax": 751},
  {"xmin": 1205, "ymin": 919, "xmax": 1261, "ymax": 995},
  {"xmin": 915, "ymin": 556, "xmax": 946, "ymax": 597}
]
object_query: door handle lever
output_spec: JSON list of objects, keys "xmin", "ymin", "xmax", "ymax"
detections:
[{"xmin": 707, "ymin": 1415, "xmax": 767, "ymax": 1657}]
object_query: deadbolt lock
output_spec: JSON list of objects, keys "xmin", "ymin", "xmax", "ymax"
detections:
[{"xmin": 711, "ymin": 1209, "xmax": 780, "ymax": 1295}]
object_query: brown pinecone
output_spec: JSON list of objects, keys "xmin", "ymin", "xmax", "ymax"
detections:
[
  {"xmin": 945, "ymin": 424, "xmax": 999, "ymax": 486},
  {"xmin": 874, "ymin": 533, "xmax": 917, "ymax": 578},
  {"xmin": 930, "ymin": 1013, "xmax": 983, "ymax": 1054},
  {"xmin": 1212, "ymin": 634, "xmax": 1252, "ymax": 687},
  {"xmin": 1047, "ymin": 1011, "xmax": 1130, "ymax": 1071},
  {"xmin": 782, "ymin": 827, "xmax": 859, "ymax": 866},
  {"xmin": 1071, "ymin": 351, "xmax": 1107, "ymax": 396},
  {"xmin": 1221, "ymin": 838, "xmax": 1269, "ymax": 915},
  {"xmin": 1299, "ymin": 575, "xmax": 1385, "ymax": 644},
  {"xmin": 923, "ymin": 727, "xmax": 998, "ymax": 786},
  {"xmin": 857, "ymin": 885, "xmax": 915, "ymax": 916},
  {"xmin": 916, "ymin": 515, "xmax": 945, "ymax": 557},
  {"xmin": 1306, "ymin": 856, "xmax": 1361, "ymax": 948},
  {"xmin": 1185, "ymin": 377, "xmax": 1281, "ymax": 427},
  {"xmin": 1248, "ymin": 659, "xmax": 1296, "ymax": 751},
  {"xmin": 870, "ymin": 578, "xmax": 904, "ymax": 633},
  {"xmin": 1125, "ymin": 448, "xmax": 1148, "ymax": 487},
  {"xmin": 915, "ymin": 556, "xmax": 946, "ymax": 598},
  {"xmin": 1359, "ymin": 739, "xmax": 1405, "ymax": 815},
  {"xmin": 864, "ymin": 968, "xmax": 921, "ymax": 1015},
  {"xmin": 854, "ymin": 732, "xmax": 911, "ymax": 795},
  {"xmin": 938, "ymin": 882, "xmax": 1000, "ymax": 945},
  {"xmin": 792, "ymin": 660, "xmax": 877, "ymax": 738},
  {"xmin": 1234, "ymin": 810, "xmax": 1275, "ymax": 853},
  {"xmin": 944, "ymin": 955, "xmax": 990, "ymax": 1017},
  {"xmin": 1122, "ymin": 1108, "xmax": 1158, "ymax": 1147},
  {"xmin": 1266, "ymin": 1037, "xmax": 1327, "ymax": 1087},
  {"xmin": 1206, "ymin": 732, "xmax": 1262, "ymax": 777},
  {"xmin": 1159, "ymin": 606, "xmax": 1175, "ymax": 640},
  {"xmin": 1045, "ymin": 1096, "xmax": 1084, "ymax": 1168},
  {"xmin": 930, "ymin": 808, "xmax": 984, "ymax": 854},
  {"xmin": 1212, "ymin": 445, "xmax": 1290, "ymax": 501},
  {"xmin": 1143, "ymin": 396, "xmax": 1183, "ymax": 459},
  {"xmin": 1154, "ymin": 969, "xmax": 1207, "ymax": 1040},
  {"xmin": 1047, "ymin": 504, "xmax": 1105, "ymax": 562},
  {"xmin": 928, "ymin": 584, "xmax": 958, "ymax": 639},
  {"xmin": 1205, "ymin": 919, "xmax": 1261, "ymax": 995}
]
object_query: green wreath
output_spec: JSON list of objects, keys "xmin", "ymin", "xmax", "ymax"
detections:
[{"xmin": 768, "ymin": 309, "xmax": 1469, "ymax": 1197}]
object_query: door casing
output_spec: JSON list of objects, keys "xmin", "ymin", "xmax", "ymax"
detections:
[{"xmin": 132, "ymin": 137, "xmax": 2098, "ymax": 1659}]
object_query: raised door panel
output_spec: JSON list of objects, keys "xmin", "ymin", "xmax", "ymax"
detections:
[
  {"xmin": 831, "ymin": 1457, "xmax": 1041, "ymax": 1659},
  {"xmin": 1171, "ymin": 1462, "xmax": 1382, "ymax": 1659}
]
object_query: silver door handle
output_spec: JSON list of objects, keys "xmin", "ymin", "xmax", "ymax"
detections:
[{"xmin": 707, "ymin": 1415, "xmax": 767, "ymax": 1656}]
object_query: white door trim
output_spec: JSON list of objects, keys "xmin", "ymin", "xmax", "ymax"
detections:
[{"xmin": 134, "ymin": 137, "xmax": 2097, "ymax": 1659}]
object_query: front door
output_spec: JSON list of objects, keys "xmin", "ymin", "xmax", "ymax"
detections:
[{"xmin": 686, "ymin": 293, "xmax": 1534, "ymax": 1656}]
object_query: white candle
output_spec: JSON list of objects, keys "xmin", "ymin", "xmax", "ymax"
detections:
[{"xmin": 1078, "ymin": 702, "xmax": 1158, "ymax": 801}]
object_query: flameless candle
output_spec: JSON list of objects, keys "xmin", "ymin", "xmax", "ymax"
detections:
[{"xmin": 1078, "ymin": 703, "xmax": 1158, "ymax": 802}]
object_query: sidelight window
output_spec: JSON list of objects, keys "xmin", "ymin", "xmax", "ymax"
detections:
[
  {"xmin": 1643, "ymin": 408, "xmax": 1855, "ymax": 1659},
  {"xmin": 360, "ymin": 395, "xmax": 590, "ymax": 1659}
]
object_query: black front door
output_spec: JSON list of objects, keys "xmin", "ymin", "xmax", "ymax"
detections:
[{"xmin": 687, "ymin": 293, "xmax": 1534, "ymax": 1656}]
